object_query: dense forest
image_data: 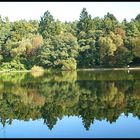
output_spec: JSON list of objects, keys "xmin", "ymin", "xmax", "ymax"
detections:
[
  {"xmin": 0, "ymin": 8, "xmax": 140, "ymax": 71},
  {"xmin": 0, "ymin": 71, "xmax": 140, "ymax": 130}
]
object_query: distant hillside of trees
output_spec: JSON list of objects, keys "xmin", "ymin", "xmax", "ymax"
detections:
[{"xmin": 0, "ymin": 8, "xmax": 140, "ymax": 70}]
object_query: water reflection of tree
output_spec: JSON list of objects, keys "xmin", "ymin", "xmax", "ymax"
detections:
[{"xmin": 0, "ymin": 71, "xmax": 140, "ymax": 130}]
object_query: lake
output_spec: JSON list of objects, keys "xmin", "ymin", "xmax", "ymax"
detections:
[{"xmin": 0, "ymin": 70, "xmax": 140, "ymax": 138}]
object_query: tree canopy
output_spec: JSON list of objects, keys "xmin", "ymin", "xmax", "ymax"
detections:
[{"xmin": 0, "ymin": 8, "xmax": 140, "ymax": 71}]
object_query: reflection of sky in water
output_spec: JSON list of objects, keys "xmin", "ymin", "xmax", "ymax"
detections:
[{"xmin": 0, "ymin": 113, "xmax": 140, "ymax": 138}]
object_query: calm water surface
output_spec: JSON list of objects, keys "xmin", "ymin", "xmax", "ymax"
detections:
[{"xmin": 0, "ymin": 70, "xmax": 140, "ymax": 138}]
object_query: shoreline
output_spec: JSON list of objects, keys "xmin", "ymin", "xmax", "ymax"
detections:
[
  {"xmin": 0, "ymin": 67, "xmax": 140, "ymax": 73},
  {"xmin": 77, "ymin": 67, "xmax": 140, "ymax": 71}
]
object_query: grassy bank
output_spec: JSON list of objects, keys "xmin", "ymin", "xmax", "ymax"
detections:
[{"xmin": 0, "ymin": 70, "xmax": 30, "ymax": 73}]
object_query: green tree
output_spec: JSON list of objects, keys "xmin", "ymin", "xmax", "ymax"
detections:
[{"xmin": 77, "ymin": 8, "xmax": 97, "ymax": 68}]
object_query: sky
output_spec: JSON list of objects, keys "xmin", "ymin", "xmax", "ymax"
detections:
[{"xmin": 0, "ymin": 2, "xmax": 140, "ymax": 22}]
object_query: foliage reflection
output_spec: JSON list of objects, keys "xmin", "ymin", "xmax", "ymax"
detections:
[{"xmin": 0, "ymin": 70, "xmax": 140, "ymax": 130}]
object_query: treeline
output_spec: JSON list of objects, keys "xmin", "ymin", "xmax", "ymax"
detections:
[
  {"xmin": 0, "ymin": 71, "xmax": 140, "ymax": 130},
  {"xmin": 0, "ymin": 8, "xmax": 140, "ymax": 70}
]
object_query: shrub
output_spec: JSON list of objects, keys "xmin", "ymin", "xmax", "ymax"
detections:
[
  {"xmin": 0, "ymin": 55, "xmax": 3, "ymax": 62},
  {"xmin": 31, "ymin": 65, "xmax": 44, "ymax": 77},
  {"xmin": 61, "ymin": 58, "xmax": 77, "ymax": 71},
  {"xmin": 0, "ymin": 59, "xmax": 26, "ymax": 71}
]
